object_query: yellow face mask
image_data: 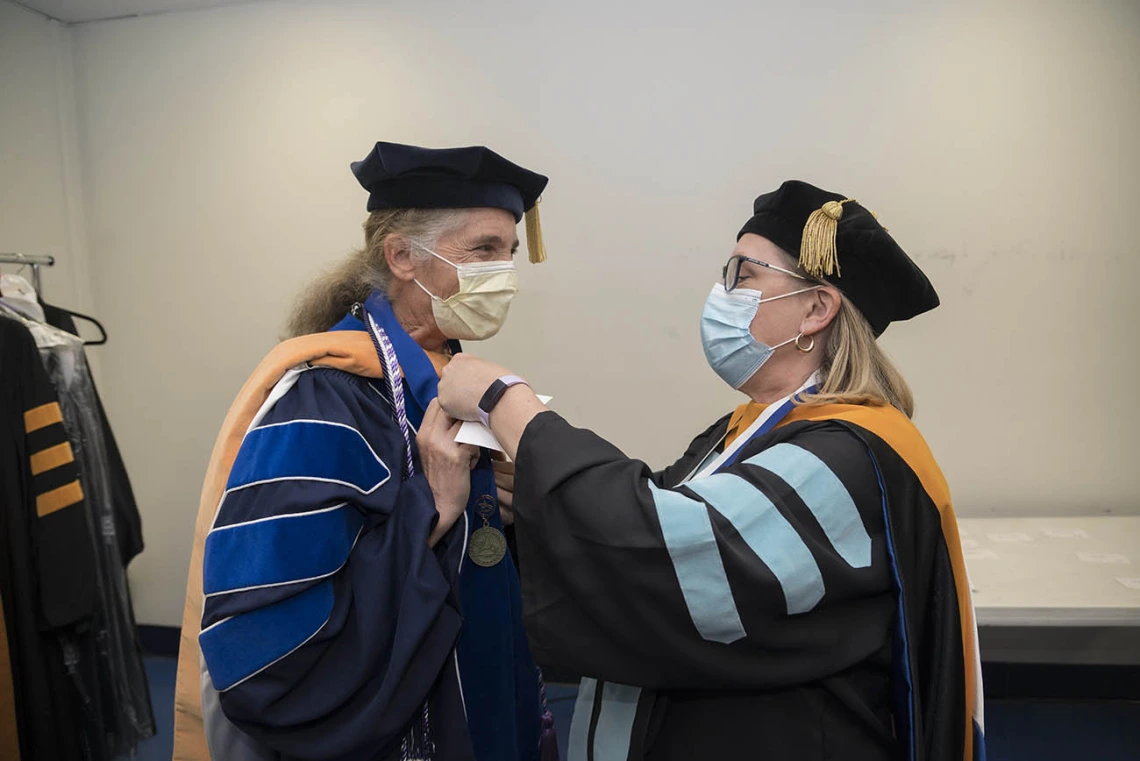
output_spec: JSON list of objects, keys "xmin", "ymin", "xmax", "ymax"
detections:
[{"xmin": 412, "ymin": 243, "xmax": 520, "ymax": 341}]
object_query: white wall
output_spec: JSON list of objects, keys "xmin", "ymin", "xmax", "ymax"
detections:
[
  {"xmin": 60, "ymin": 0, "xmax": 1140, "ymax": 626},
  {"xmin": 0, "ymin": 2, "xmax": 96, "ymax": 333}
]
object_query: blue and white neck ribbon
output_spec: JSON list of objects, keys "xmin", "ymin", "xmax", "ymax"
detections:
[
  {"xmin": 366, "ymin": 312, "xmax": 416, "ymax": 480},
  {"xmin": 689, "ymin": 372, "xmax": 819, "ymax": 483}
]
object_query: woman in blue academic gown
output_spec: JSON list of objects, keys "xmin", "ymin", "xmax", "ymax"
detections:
[{"xmin": 177, "ymin": 142, "xmax": 557, "ymax": 761}]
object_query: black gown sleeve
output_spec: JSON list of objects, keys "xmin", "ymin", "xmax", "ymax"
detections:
[
  {"xmin": 513, "ymin": 411, "xmax": 894, "ymax": 692},
  {"xmin": 651, "ymin": 413, "xmax": 731, "ymax": 488}
]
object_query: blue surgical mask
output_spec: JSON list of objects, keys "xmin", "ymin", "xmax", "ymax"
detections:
[{"xmin": 700, "ymin": 282, "xmax": 820, "ymax": 389}]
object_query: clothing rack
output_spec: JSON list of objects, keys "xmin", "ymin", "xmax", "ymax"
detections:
[
  {"xmin": 0, "ymin": 252, "xmax": 56, "ymax": 295},
  {"xmin": 1, "ymin": 253, "xmax": 150, "ymax": 757}
]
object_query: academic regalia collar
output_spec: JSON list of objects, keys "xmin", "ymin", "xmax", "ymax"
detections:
[{"xmin": 359, "ymin": 291, "xmax": 459, "ymax": 427}]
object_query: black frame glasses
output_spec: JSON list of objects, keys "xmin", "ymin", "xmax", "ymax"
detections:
[{"xmin": 721, "ymin": 254, "xmax": 810, "ymax": 292}]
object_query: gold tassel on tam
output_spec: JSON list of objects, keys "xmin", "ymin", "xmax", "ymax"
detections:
[
  {"xmin": 525, "ymin": 198, "xmax": 547, "ymax": 264},
  {"xmin": 800, "ymin": 197, "xmax": 855, "ymax": 278}
]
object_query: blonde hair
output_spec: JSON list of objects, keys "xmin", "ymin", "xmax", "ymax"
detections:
[
  {"xmin": 285, "ymin": 208, "xmax": 465, "ymax": 338},
  {"xmin": 802, "ymin": 293, "xmax": 916, "ymax": 417},
  {"xmin": 771, "ymin": 248, "xmax": 916, "ymax": 417}
]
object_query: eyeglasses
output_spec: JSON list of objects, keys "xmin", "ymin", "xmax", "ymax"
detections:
[{"xmin": 721, "ymin": 254, "xmax": 810, "ymax": 292}]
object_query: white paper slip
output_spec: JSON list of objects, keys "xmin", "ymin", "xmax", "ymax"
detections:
[
  {"xmin": 454, "ymin": 395, "xmax": 552, "ymax": 453},
  {"xmin": 1041, "ymin": 528, "xmax": 1089, "ymax": 539},
  {"xmin": 987, "ymin": 533, "xmax": 1033, "ymax": 543},
  {"xmin": 1077, "ymin": 552, "xmax": 1131, "ymax": 565},
  {"xmin": 1115, "ymin": 578, "xmax": 1140, "ymax": 590},
  {"xmin": 963, "ymin": 549, "xmax": 999, "ymax": 561}
]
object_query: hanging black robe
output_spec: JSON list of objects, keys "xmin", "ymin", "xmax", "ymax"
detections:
[
  {"xmin": 39, "ymin": 300, "xmax": 144, "ymax": 566},
  {"xmin": 0, "ymin": 316, "xmax": 98, "ymax": 761}
]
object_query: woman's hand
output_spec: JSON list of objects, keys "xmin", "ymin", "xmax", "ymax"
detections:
[
  {"xmin": 493, "ymin": 459, "xmax": 516, "ymax": 526},
  {"xmin": 417, "ymin": 399, "xmax": 480, "ymax": 547},
  {"xmin": 436, "ymin": 354, "xmax": 513, "ymax": 422},
  {"xmin": 439, "ymin": 353, "xmax": 548, "ymax": 462}
]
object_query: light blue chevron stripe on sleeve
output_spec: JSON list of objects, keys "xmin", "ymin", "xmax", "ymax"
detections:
[
  {"xmin": 745, "ymin": 443, "xmax": 871, "ymax": 569},
  {"xmin": 649, "ymin": 483, "xmax": 747, "ymax": 644},
  {"xmin": 594, "ymin": 682, "xmax": 643, "ymax": 761},
  {"xmin": 686, "ymin": 473, "xmax": 825, "ymax": 615}
]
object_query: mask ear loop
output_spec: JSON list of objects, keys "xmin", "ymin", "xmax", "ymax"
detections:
[
  {"xmin": 411, "ymin": 239, "xmax": 516, "ymax": 282},
  {"xmin": 412, "ymin": 278, "xmax": 443, "ymax": 302},
  {"xmin": 758, "ymin": 286, "xmax": 822, "ymax": 355},
  {"xmin": 756, "ymin": 284, "xmax": 823, "ymax": 305},
  {"xmin": 409, "ymin": 240, "xmax": 456, "ymax": 303}
]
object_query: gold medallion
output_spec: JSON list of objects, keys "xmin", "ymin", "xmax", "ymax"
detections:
[{"xmin": 469, "ymin": 526, "xmax": 507, "ymax": 568}]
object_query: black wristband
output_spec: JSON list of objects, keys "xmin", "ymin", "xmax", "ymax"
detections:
[{"xmin": 477, "ymin": 375, "xmax": 529, "ymax": 426}]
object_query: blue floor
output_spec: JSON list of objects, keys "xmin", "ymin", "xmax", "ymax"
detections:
[
  {"xmin": 135, "ymin": 656, "xmax": 1140, "ymax": 760},
  {"xmin": 136, "ymin": 657, "xmax": 176, "ymax": 761}
]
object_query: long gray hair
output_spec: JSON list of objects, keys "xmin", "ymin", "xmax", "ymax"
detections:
[{"xmin": 284, "ymin": 208, "xmax": 466, "ymax": 338}]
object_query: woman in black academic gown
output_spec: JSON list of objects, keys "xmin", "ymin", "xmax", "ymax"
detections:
[{"xmin": 422, "ymin": 180, "xmax": 985, "ymax": 761}]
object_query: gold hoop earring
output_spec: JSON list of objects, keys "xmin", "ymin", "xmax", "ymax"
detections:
[{"xmin": 795, "ymin": 333, "xmax": 815, "ymax": 353}]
